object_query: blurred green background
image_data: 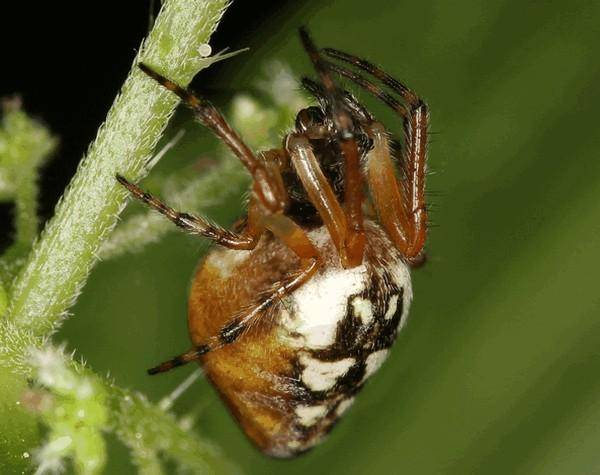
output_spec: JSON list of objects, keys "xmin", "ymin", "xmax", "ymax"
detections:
[{"xmin": 60, "ymin": 0, "xmax": 600, "ymax": 473}]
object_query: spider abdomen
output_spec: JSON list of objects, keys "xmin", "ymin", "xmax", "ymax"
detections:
[{"xmin": 188, "ymin": 221, "xmax": 412, "ymax": 457}]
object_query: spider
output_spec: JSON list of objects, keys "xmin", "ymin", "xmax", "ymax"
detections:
[{"xmin": 117, "ymin": 27, "xmax": 429, "ymax": 458}]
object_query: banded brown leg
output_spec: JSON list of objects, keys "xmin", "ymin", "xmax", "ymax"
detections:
[
  {"xmin": 285, "ymin": 134, "xmax": 357, "ymax": 268},
  {"xmin": 298, "ymin": 28, "xmax": 365, "ymax": 267},
  {"xmin": 365, "ymin": 122, "xmax": 427, "ymax": 265},
  {"xmin": 138, "ymin": 64, "xmax": 288, "ymax": 214},
  {"xmin": 117, "ymin": 175, "xmax": 263, "ymax": 250},
  {"xmin": 323, "ymin": 50, "xmax": 429, "ymax": 263}
]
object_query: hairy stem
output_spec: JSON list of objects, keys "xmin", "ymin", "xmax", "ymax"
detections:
[{"xmin": 7, "ymin": 0, "xmax": 231, "ymax": 336}]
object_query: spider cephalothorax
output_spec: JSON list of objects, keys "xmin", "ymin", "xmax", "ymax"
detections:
[
  {"xmin": 117, "ymin": 27, "xmax": 429, "ymax": 457},
  {"xmin": 284, "ymin": 98, "xmax": 375, "ymax": 226}
]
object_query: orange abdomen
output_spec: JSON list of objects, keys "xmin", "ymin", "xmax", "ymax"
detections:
[{"xmin": 188, "ymin": 223, "xmax": 412, "ymax": 457}]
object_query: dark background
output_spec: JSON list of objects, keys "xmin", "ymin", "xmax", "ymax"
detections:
[{"xmin": 3, "ymin": 1, "xmax": 600, "ymax": 474}]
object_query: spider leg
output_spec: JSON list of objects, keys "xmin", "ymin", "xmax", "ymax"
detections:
[
  {"xmin": 365, "ymin": 122, "xmax": 427, "ymax": 265},
  {"xmin": 286, "ymin": 133, "xmax": 364, "ymax": 268},
  {"xmin": 322, "ymin": 51, "xmax": 429, "ymax": 264},
  {"xmin": 323, "ymin": 48, "xmax": 420, "ymax": 107},
  {"xmin": 148, "ymin": 213, "xmax": 321, "ymax": 375},
  {"xmin": 322, "ymin": 62, "xmax": 409, "ymax": 119},
  {"xmin": 117, "ymin": 174, "xmax": 263, "ymax": 250},
  {"xmin": 138, "ymin": 64, "xmax": 288, "ymax": 214},
  {"xmin": 299, "ymin": 28, "xmax": 365, "ymax": 267},
  {"xmin": 301, "ymin": 77, "xmax": 375, "ymax": 126}
]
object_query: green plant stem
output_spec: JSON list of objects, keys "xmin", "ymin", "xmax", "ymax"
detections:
[{"xmin": 7, "ymin": 0, "xmax": 230, "ymax": 336}]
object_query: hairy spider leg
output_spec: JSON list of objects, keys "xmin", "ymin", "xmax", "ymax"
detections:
[
  {"xmin": 138, "ymin": 63, "xmax": 288, "ymax": 214},
  {"xmin": 323, "ymin": 48, "xmax": 421, "ymax": 106},
  {"xmin": 148, "ymin": 214, "xmax": 321, "ymax": 375},
  {"xmin": 118, "ymin": 64, "xmax": 293, "ymax": 252},
  {"xmin": 323, "ymin": 62, "xmax": 409, "ymax": 118},
  {"xmin": 116, "ymin": 175, "xmax": 262, "ymax": 250},
  {"xmin": 322, "ymin": 52, "xmax": 429, "ymax": 264},
  {"xmin": 299, "ymin": 28, "xmax": 365, "ymax": 268},
  {"xmin": 285, "ymin": 134, "xmax": 350, "ymax": 258}
]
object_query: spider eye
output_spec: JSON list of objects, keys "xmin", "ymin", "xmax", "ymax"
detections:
[{"xmin": 295, "ymin": 106, "xmax": 325, "ymax": 132}]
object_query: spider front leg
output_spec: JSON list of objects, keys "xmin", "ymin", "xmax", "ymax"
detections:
[
  {"xmin": 366, "ymin": 121, "xmax": 427, "ymax": 265},
  {"xmin": 285, "ymin": 133, "xmax": 364, "ymax": 268},
  {"xmin": 138, "ymin": 63, "xmax": 288, "ymax": 215},
  {"xmin": 117, "ymin": 175, "xmax": 263, "ymax": 250},
  {"xmin": 322, "ymin": 49, "xmax": 429, "ymax": 264},
  {"xmin": 298, "ymin": 28, "xmax": 366, "ymax": 267},
  {"xmin": 148, "ymin": 213, "xmax": 321, "ymax": 375}
]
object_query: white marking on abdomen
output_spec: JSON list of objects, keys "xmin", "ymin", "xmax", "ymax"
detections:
[
  {"xmin": 362, "ymin": 349, "xmax": 390, "ymax": 383},
  {"xmin": 389, "ymin": 263, "xmax": 412, "ymax": 330},
  {"xmin": 283, "ymin": 254, "xmax": 368, "ymax": 349},
  {"xmin": 351, "ymin": 296, "xmax": 374, "ymax": 324},
  {"xmin": 299, "ymin": 354, "xmax": 355, "ymax": 392},
  {"xmin": 384, "ymin": 294, "xmax": 399, "ymax": 320},
  {"xmin": 296, "ymin": 404, "xmax": 328, "ymax": 426},
  {"xmin": 335, "ymin": 397, "xmax": 355, "ymax": 417},
  {"xmin": 278, "ymin": 225, "xmax": 414, "ymax": 348}
]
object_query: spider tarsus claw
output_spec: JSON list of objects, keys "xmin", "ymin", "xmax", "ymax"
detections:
[
  {"xmin": 138, "ymin": 63, "xmax": 200, "ymax": 107},
  {"xmin": 116, "ymin": 174, "xmax": 137, "ymax": 193},
  {"xmin": 138, "ymin": 62, "xmax": 155, "ymax": 77},
  {"xmin": 138, "ymin": 62, "xmax": 170, "ymax": 86}
]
